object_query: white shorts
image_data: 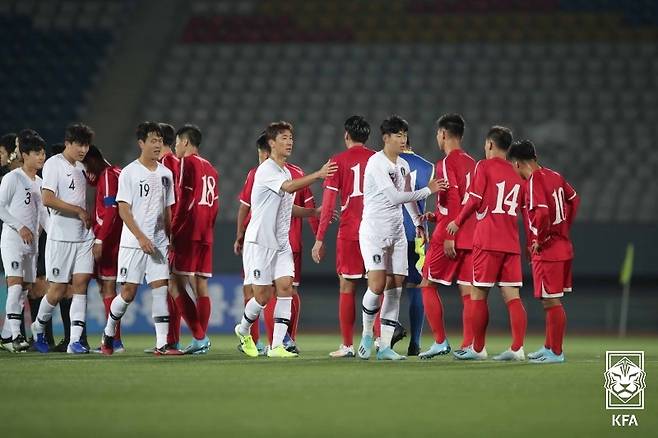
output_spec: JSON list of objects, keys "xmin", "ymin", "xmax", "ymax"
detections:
[
  {"xmin": 117, "ymin": 246, "xmax": 170, "ymax": 285},
  {"xmin": 242, "ymin": 242, "xmax": 294, "ymax": 286},
  {"xmin": 359, "ymin": 235, "xmax": 408, "ymax": 276},
  {"xmin": 1, "ymin": 248, "xmax": 37, "ymax": 283},
  {"xmin": 45, "ymin": 239, "xmax": 94, "ymax": 283}
]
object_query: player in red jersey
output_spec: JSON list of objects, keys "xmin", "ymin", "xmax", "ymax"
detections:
[
  {"xmin": 83, "ymin": 145, "xmax": 126, "ymax": 352},
  {"xmin": 312, "ymin": 115, "xmax": 375, "ymax": 358},
  {"xmin": 448, "ymin": 126, "xmax": 528, "ymax": 361},
  {"xmin": 416, "ymin": 114, "xmax": 476, "ymax": 359},
  {"xmin": 171, "ymin": 124, "xmax": 218, "ymax": 354},
  {"xmin": 508, "ymin": 140, "xmax": 580, "ymax": 363}
]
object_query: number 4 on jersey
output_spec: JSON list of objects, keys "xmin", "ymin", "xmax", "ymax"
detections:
[{"xmin": 491, "ymin": 181, "xmax": 520, "ymax": 216}]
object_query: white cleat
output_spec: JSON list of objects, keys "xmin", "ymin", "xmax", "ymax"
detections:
[
  {"xmin": 453, "ymin": 346, "xmax": 488, "ymax": 361},
  {"xmin": 329, "ymin": 344, "xmax": 355, "ymax": 358},
  {"xmin": 492, "ymin": 347, "xmax": 525, "ymax": 361}
]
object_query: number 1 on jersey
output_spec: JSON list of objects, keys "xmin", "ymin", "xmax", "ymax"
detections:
[
  {"xmin": 491, "ymin": 181, "xmax": 520, "ymax": 216},
  {"xmin": 350, "ymin": 164, "xmax": 362, "ymax": 197},
  {"xmin": 551, "ymin": 187, "xmax": 566, "ymax": 224}
]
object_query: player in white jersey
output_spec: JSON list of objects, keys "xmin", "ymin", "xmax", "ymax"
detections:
[
  {"xmin": 99, "ymin": 122, "xmax": 181, "ymax": 356},
  {"xmin": 31, "ymin": 124, "xmax": 95, "ymax": 354},
  {"xmin": 0, "ymin": 135, "xmax": 48, "ymax": 352},
  {"xmin": 235, "ymin": 121, "xmax": 336, "ymax": 358},
  {"xmin": 357, "ymin": 115, "xmax": 446, "ymax": 360}
]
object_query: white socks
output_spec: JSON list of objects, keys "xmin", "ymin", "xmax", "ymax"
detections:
[
  {"xmin": 151, "ymin": 286, "xmax": 169, "ymax": 349},
  {"xmin": 69, "ymin": 294, "xmax": 87, "ymax": 343},
  {"xmin": 104, "ymin": 294, "xmax": 130, "ymax": 337},
  {"xmin": 379, "ymin": 287, "xmax": 402, "ymax": 349},
  {"xmin": 238, "ymin": 297, "xmax": 264, "ymax": 336},
  {"xmin": 4, "ymin": 285, "xmax": 23, "ymax": 339},
  {"xmin": 34, "ymin": 296, "xmax": 56, "ymax": 335},
  {"xmin": 361, "ymin": 288, "xmax": 381, "ymax": 337},
  {"xmin": 272, "ymin": 297, "xmax": 292, "ymax": 349}
]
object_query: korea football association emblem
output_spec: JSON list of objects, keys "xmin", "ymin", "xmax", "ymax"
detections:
[
  {"xmin": 254, "ymin": 269, "xmax": 261, "ymax": 280},
  {"xmin": 605, "ymin": 351, "xmax": 646, "ymax": 410},
  {"xmin": 120, "ymin": 267, "xmax": 127, "ymax": 277},
  {"xmin": 11, "ymin": 261, "xmax": 19, "ymax": 270},
  {"xmin": 373, "ymin": 254, "xmax": 382, "ymax": 264},
  {"xmin": 52, "ymin": 268, "xmax": 60, "ymax": 276},
  {"xmin": 161, "ymin": 176, "xmax": 169, "ymax": 188}
]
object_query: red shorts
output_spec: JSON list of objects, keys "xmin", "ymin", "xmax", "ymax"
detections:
[
  {"xmin": 173, "ymin": 241, "xmax": 213, "ymax": 278},
  {"xmin": 472, "ymin": 246, "xmax": 522, "ymax": 288},
  {"xmin": 532, "ymin": 259, "xmax": 572, "ymax": 299},
  {"xmin": 336, "ymin": 238, "xmax": 365, "ymax": 279},
  {"xmin": 95, "ymin": 241, "xmax": 119, "ymax": 280},
  {"xmin": 293, "ymin": 251, "xmax": 301, "ymax": 286},
  {"xmin": 422, "ymin": 240, "xmax": 472, "ymax": 286}
]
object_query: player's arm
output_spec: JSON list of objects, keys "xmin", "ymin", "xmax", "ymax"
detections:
[
  {"xmin": 564, "ymin": 180, "xmax": 580, "ymax": 226},
  {"xmin": 302, "ymin": 186, "xmax": 320, "ymax": 234},
  {"xmin": 447, "ymin": 163, "xmax": 485, "ymax": 235},
  {"xmin": 93, "ymin": 174, "xmax": 120, "ymax": 260},
  {"xmin": 441, "ymin": 163, "xmax": 461, "ymax": 258},
  {"xmin": 280, "ymin": 160, "xmax": 337, "ymax": 193},
  {"xmin": 38, "ymin": 201, "xmax": 50, "ymax": 235},
  {"xmin": 0, "ymin": 175, "xmax": 32, "ymax": 244},
  {"xmin": 292, "ymin": 204, "xmax": 318, "ymax": 218},
  {"xmin": 234, "ymin": 170, "xmax": 255, "ymax": 255},
  {"xmin": 171, "ymin": 158, "xmax": 194, "ymax": 237}
]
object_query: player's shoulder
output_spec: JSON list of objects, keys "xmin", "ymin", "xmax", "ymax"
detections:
[
  {"xmin": 285, "ymin": 162, "xmax": 304, "ymax": 177},
  {"xmin": 157, "ymin": 161, "xmax": 173, "ymax": 178},
  {"xmin": 43, "ymin": 153, "xmax": 62, "ymax": 169}
]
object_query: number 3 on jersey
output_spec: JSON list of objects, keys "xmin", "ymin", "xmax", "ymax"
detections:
[{"xmin": 491, "ymin": 181, "xmax": 520, "ymax": 216}]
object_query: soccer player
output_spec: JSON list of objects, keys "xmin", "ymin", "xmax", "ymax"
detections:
[
  {"xmin": 0, "ymin": 133, "xmax": 14, "ymax": 178},
  {"xmin": 83, "ymin": 145, "xmax": 125, "ymax": 353},
  {"xmin": 234, "ymin": 121, "xmax": 336, "ymax": 358},
  {"xmin": 448, "ymin": 126, "xmax": 528, "ymax": 361},
  {"xmin": 171, "ymin": 124, "xmax": 218, "ymax": 354},
  {"xmin": 0, "ymin": 134, "xmax": 49, "ymax": 352},
  {"xmin": 100, "ymin": 122, "xmax": 180, "ymax": 355},
  {"xmin": 357, "ymin": 115, "xmax": 445, "ymax": 361},
  {"xmin": 312, "ymin": 116, "xmax": 375, "ymax": 358},
  {"xmin": 417, "ymin": 114, "xmax": 476, "ymax": 359},
  {"xmin": 508, "ymin": 140, "xmax": 580, "ymax": 363},
  {"xmin": 31, "ymin": 124, "xmax": 95, "ymax": 354}
]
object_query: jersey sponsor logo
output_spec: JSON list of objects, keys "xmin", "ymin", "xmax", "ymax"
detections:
[
  {"xmin": 253, "ymin": 269, "xmax": 261, "ymax": 280},
  {"xmin": 373, "ymin": 254, "xmax": 382, "ymax": 264},
  {"xmin": 605, "ymin": 351, "xmax": 646, "ymax": 410},
  {"xmin": 11, "ymin": 261, "xmax": 19, "ymax": 270}
]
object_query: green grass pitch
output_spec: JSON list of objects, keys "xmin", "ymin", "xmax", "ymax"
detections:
[{"xmin": 1, "ymin": 334, "xmax": 655, "ymax": 437}]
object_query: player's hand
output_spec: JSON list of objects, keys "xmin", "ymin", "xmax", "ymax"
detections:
[
  {"xmin": 317, "ymin": 160, "xmax": 338, "ymax": 179},
  {"xmin": 531, "ymin": 240, "xmax": 541, "ymax": 255},
  {"xmin": 443, "ymin": 239, "xmax": 457, "ymax": 259},
  {"xmin": 18, "ymin": 226, "xmax": 34, "ymax": 245},
  {"xmin": 137, "ymin": 234, "xmax": 155, "ymax": 255},
  {"xmin": 427, "ymin": 178, "xmax": 449, "ymax": 194},
  {"xmin": 312, "ymin": 240, "xmax": 325, "ymax": 264},
  {"xmin": 233, "ymin": 237, "xmax": 243, "ymax": 256},
  {"xmin": 446, "ymin": 220, "xmax": 459, "ymax": 236},
  {"xmin": 416, "ymin": 226, "xmax": 426, "ymax": 243},
  {"xmin": 77, "ymin": 208, "xmax": 91, "ymax": 229},
  {"xmin": 419, "ymin": 212, "xmax": 436, "ymax": 223},
  {"xmin": 93, "ymin": 242, "xmax": 103, "ymax": 261}
]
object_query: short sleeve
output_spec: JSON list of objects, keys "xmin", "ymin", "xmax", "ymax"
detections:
[
  {"xmin": 165, "ymin": 170, "xmax": 175, "ymax": 207},
  {"xmin": 239, "ymin": 169, "xmax": 256, "ymax": 205},
  {"xmin": 41, "ymin": 158, "xmax": 59, "ymax": 195},
  {"xmin": 259, "ymin": 162, "xmax": 288, "ymax": 195},
  {"xmin": 116, "ymin": 167, "xmax": 132, "ymax": 205},
  {"xmin": 469, "ymin": 161, "xmax": 486, "ymax": 200}
]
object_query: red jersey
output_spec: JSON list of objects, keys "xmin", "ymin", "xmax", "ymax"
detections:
[
  {"xmin": 317, "ymin": 144, "xmax": 375, "ymax": 241},
  {"xmin": 455, "ymin": 157, "xmax": 525, "ymax": 254},
  {"xmin": 171, "ymin": 154, "xmax": 219, "ymax": 244},
  {"xmin": 93, "ymin": 165, "xmax": 122, "ymax": 245},
  {"xmin": 523, "ymin": 167, "xmax": 579, "ymax": 261},
  {"xmin": 433, "ymin": 149, "xmax": 476, "ymax": 249},
  {"xmin": 160, "ymin": 151, "xmax": 180, "ymax": 216},
  {"xmin": 238, "ymin": 167, "xmax": 257, "ymax": 228}
]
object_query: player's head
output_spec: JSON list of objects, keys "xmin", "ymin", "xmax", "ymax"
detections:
[
  {"xmin": 380, "ymin": 115, "xmax": 408, "ymax": 155},
  {"xmin": 256, "ymin": 131, "xmax": 271, "ymax": 164},
  {"xmin": 0, "ymin": 133, "xmax": 16, "ymax": 167},
  {"xmin": 435, "ymin": 113, "xmax": 465, "ymax": 153},
  {"xmin": 12, "ymin": 129, "xmax": 39, "ymax": 167},
  {"xmin": 484, "ymin": 125, "xmax": 513, "ymax": 159},
  {"xmin": 82, "ymin": 144, "xmax": 109, "ymax": 185},
  {"xmin": 159, "ymin": 123, "xmax": 176, "ymax": 148},
  {"xmin": 265, "ymin": 121, "xmax": 293, "ymax": 158},
  {"xmin": 64, "ymin": 123, "xmax": 94, "ymax": 162},
  {"xmin": 19, "ymin": 134, "xmax": 46, "ymax": 171},
  {"xmin": 175, "ymin": 124, "xmax": 202, "ymax": 158},
  {"xmin": 507, "ymin": 139, "xmax": 537, "ymax": 180},
  {"xmin": 344, "ymin": 115, "xmax": 370, "ymax": 147},
  {"xmin": 136, "ymin": 121, "xmax": 164, "ymax": 161}
]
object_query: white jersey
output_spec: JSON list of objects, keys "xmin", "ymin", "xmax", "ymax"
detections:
[
  {"xmin": 41, "ymin": 153, "xmax": 93, "ymax": 242},
  {"xmin": 116, "ymin": 159, "xmax": 175, "ymax": 249},
  {"xmin": 0, "ymin": 168, "xmax": 49, "ymax": 254},
  {"xmin": 244, "ymin": 158, "xmax": 293, "ymax": 250},
  {"xmin": 360, "ymin": 151, "xmax": 427, "ymax": 240}
]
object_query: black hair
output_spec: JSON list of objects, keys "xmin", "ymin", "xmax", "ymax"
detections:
[
  {"xmin": 0, "ymin": 133, "xmax": 17, "ymax": 151},
  {"xmin": 82, "ymin": 144, "xmax": 109, "ymax": 176},
  {"xmin": 380, "ymin": 115, "xmax": 409, "ymax": 136},
  {"xmin": 136, "ymin": 121, "xmax": 163, "ymax": 142},
  {"xmin": 265, "ymin": 121, "xmax": 293, "ymax": 142},
  {"xmin": 436, "ymin": 113, "xmax": 465, "ymax": 138},
  {"xmin": 17, "ymin": 129, "xmax": 39, "ymax": 147},
  {"xmin": 344, "ymin": 115, "xmax": 370, "ymax": 143},
  {"xmin": 256, "ymin": 132, "xmax": 271, "ymax": 153},
  {"xmin": 159, "ymin": 123, "xmax": 176, "ymax": 147},
  {"xmin": 507, "ymin": 140, "xmax": 537, "ymax": 161},
  {"xmin": 50, "ymin": 143, "xmax": 65, "ymax": 156},
  {"xmin": 176, "ymin": 124, "xmax": 202, "ymax": 147},
  {"xmin": 19, "ymin": 134, "xmax": 46, "ymax": 155},
  {"xmin": 64, "ymin": 123, "xmax": 94, "ymax": 145},
  {"xmin": 486, "ymin": 126, "xmax": 513, "ymax": 151}
]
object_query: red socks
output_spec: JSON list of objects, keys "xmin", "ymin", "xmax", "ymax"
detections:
[
  {"xmin": 546, "ymin": 304, "xmax": 566, "ymax": 355},
  {"xmin": 338, "ymin": 292, "xmax": 355, "ymax": 346},
  {"xmin": 544, "ymin": 307, "xmax": 553, "ymax": 349},
  {"xmin": 290, "ymin": 293, "xmax": 301, "ymax": 340},
  {"xmin": 506, "ymin": 298, "xmax": 527, "ymax": 352},
  {"xmin": 103, "ymin": 296, "xmax": 121, "ymax": 341},
  {"xmin": 197, "ymin": 296, "xmax": 211, "ymax": 335},
  {"xmin": 245, "ymin": 297, "xmax": 260, "ymax": 343},
  {"xmin": 175, "ymin": 292, "xmax": 204, "ymax": 340},
  {"xmin": 264, "ymin": 296, "xmax": 276, "ymax": 346},
  {"xmin": 460, "ymin": 294, "xmax": 473, "ymax": 348},
  {"xmin": 471, "ymin": 299, "xmax": 489, "ymax": 353},
  {"xmin": 421, "ymin": 286, "xmax": 446, "ymax": 344}
]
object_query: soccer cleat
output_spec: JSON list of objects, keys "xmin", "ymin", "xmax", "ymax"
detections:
[
  {"xmin": 53, "ymin": 338, "xmax": 69, "ymax": 353},
  {"xmin": 100, "ymin": 334, "xmax": 114, "ymax": 356},
  {"xmin": 453, "ymin": 346, "xmax": 487, "ymax": 361},
  {"xmin": 256, "ymin": 340, "xmax": 267, "ymax": 356},
  {"xmin": 32, "ymin": 333, "xmax": 50, "ymax": 354},
  {"xmin": 154, "ymin": 345, "xmax": 184, "ymax": 356},
  {"xmin": 1, "ymin": 337, "xmax": 16, "ymax": 352},
  {"xmin": 376, "ymin": 347, "xmax": 407, "ymax": 361},
  {"xmin": 358, "ymin": 335, "xmax": 374, "ymax": 360},
  {"xmin": 374, "ymin": 337, "xmax": 381, "ymax": 352},
  {"xmin": 329, "ymin": 344, "xmax": 355, "ymax": 358},
  {"xmin": 12, "ymin": 335, "xmax": 30, "ymax": 352},
  {"xmin": 527, "ymin": 346, "xmax": 551, "ymax": 360},
  {"xmin": 407, "ymin": 343, "xmax": 421, "ymax": 356},
  {"xmin": 113, "ymin": 339, "xmax": 126, "ymax": 354},
  {"xmin": 418, "ymin": 340, "xmax": 452, "ymax": 360},
  {"xmin": 144, "ymin": 342, "xmax": 179, "ymax": 354},
  {"xmin": 284, "ymin": 337, "xmax": 300, "ymax": 354},
  {"xmin": 267, "ymin": 345, "xmax": 298, "ymax": 358},
  {"xmin": 234, "ymin": 324, "xmax": 258, "ymax": 358},
  {"xmin": 492, "ymin": 347, "xmax": 525, "ymax": 361},
  {"xmin": 391, "ymin": 323, "xmax": 407, "ymax": 348},
  {"xmin": 67, "ymin": 341, "xmax": 89, "ymax": 354},
  {"xmin": 183, "ymin": 336, "xmax": 211, "ymax": 355},
  {"xmin": 529, "ymin": 350, "xmax": 565, "ymax": 364}
]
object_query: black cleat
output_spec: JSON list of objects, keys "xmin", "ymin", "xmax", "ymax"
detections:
[
  {"xmin": 391, "ymin": 323, "xmax": 407, "ymax": 348},
  {"xmin": 53, "ymin": 338, "xmax": 69, "ymax": 353},
  {"xmin": 407, "ymin": 342, "xmax": 421, "ymax": 356}
]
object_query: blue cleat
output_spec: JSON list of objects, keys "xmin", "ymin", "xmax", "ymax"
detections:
[
  {"xmin": 67, "ymin": 341, "xmax": 89, "ymax": 354},
  {"xmin": 529, "ymin": 350, "xmax": 565, "ymax": 364},
  {"xmin": 418, "ymin": 340, "xmax": 451, "ymax": 360},
  {"xmin": 453, "ymin": 346, "xmax": 487, "ymax": 361},
  {"xmin": 527, "ymin": 346, "xmax": 551, "ymax": 360},
  {"xmin": 376, "ymin": 347, "xmax": 407, "ymax": 361},
  {"xmin": 32, "ymin": 333, "xmax": 50, "ymax": 354},
  {"xmin": 358, "ymin": 335, "xmax": 374, "ymax": 360},
  {"xmin": 183, "ymin": 336, "xmax": 211, "ymax": 355},
  {"xmin": 113, "ymin": 339, "xmax": 126, "ymax": 354},
  {"xmin": 283, "ymin": 334, "xmax": 299, "ymax": 354}
]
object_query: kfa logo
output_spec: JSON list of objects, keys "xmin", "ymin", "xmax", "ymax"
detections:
[
  {"xmin": 11, "ymin": 261, "xmax": 19, "ymax": 270},
  {"xmin": 161, "ymin": 176, "xmax": 170, "ymax": 189},
  {"xmin": 52, "ymin": 268, "xmax": 60, "ymax": 276},
  {"xmin": 605, "ymin": 351, "xmax": 645, "ymax": 427},
  {"xmin": 120, "ymin": 267, "xmax": 127, "ymax": 277},
  {"xmin": 253, "ymin": 269, "xmax": 261, "ymax": 280},
  {"xmin": 373, "ymin": 254, "xmax": 382, "ymax": 264}
]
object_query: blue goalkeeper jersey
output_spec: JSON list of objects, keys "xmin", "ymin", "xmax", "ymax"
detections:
[{"xmin": 400, "ymin": 150, "xmax": 434, "ymax": 242}]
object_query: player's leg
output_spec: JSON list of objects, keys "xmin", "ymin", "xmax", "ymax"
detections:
[
  {"xmin": 181, "ymin": 275, "xmax": 211, "ymax": 354},
  {"xmin": 68, "ymin": 273, "xmax": 91, "ymax": 353},
  {"xmin": 172, "ymin": 242, "xmax": 204, "ymax": 347},
  {"xmin": 406, "ymin": 241, "xmax": 423, "ymax": 356},
  {"xmin": 329, "ymin": 275, "xmax": 358, "ymax": 358},
  {"xmin": 493, "ymin": 252, "xmax": 526, "ymax": 361},
  {"xmin": 529, "ymin": 260, "xmax": 567, "ymax": 363},
  {"xmin": 242, "ymin": 282, "xmax": 264, "ymax": 353},
  {"xmin": 2, "ymin": 275, "xmax": 28, "ymax": 352},
  {"xmin": 528, "ymin": 259, "xmax": 551, "ymax": 359},
  {"xmin": 289, "ymin": 252, "xmax": 302, "ymax": 342},
  {"xmin": 456, "ymin": 251, "xmax": 474, "ymax": 350},
  {"xmin": 266, "ymin": 247, "xmax": 298, "ymax": 358},
  {"xmin": 148, "ymin": 246, "xmax": 183, "ymax": 355},
  {"xmin": 28, "ymin": 275, "xmax": 54, "ymax": 349}
]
